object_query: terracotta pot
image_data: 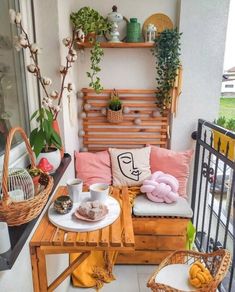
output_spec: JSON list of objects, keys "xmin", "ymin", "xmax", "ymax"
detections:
[
  {"xmin": 85, "ymin": 32, "xmax": 96, "ymax": 43},
  {"xmin": 52, "ymin": 119, "xmax": 64, "ymax": 158}
]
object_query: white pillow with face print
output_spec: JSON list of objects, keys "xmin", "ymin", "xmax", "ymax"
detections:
[{"xmin": 109, "ymin": 147, "xmax": 151, "ymax": 187}]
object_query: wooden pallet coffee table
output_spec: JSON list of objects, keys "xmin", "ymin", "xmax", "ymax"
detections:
[{"xmin": 30, "ymin": 186, "xmax": 134, "ymax": 292}]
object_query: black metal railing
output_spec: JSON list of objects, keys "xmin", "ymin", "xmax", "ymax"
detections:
[{"xmin": 191, "ymin": 119, "xmax": 235, "ymax": 292}]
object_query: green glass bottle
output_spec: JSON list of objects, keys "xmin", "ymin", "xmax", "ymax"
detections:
[{"xmin": 126, "ymin": 18, "xmax": 141, "ymax": 43}]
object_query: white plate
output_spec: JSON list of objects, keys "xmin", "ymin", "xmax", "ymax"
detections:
[{"xmin": 48, "ymin": 192, "xmax": 120, "ymax": 232}]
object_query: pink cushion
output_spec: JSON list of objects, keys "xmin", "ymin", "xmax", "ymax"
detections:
[
  {"xmin": 75, "ymin": 150, "xmax": 112, "ymax": 187},
  {"xmin": 150, "ymin": 146, "xmax": 194, "ymax": 197}
]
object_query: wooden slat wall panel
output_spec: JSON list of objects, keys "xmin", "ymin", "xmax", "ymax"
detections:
[{"xmin": 81, "ymin": 89, "xmax": 170, "ymax": 151}]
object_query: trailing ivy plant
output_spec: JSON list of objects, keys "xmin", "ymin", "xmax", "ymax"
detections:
[
  {"xmin": 87, "ymin": 42, "xmax": 104, "ymax": 93},
  {"xmin": 70, "ymin": 7, "xmax": 111, "ymax": 93},
  {"xmin": 153, "ymin": 28, "xmax": 182, "ymax": 112}
]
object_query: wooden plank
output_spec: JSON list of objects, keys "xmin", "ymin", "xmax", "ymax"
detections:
[
  {"xmin": 84, "ymin": 127, "xmax": 167, "ymax": 133},
  {"xmin": 87, "ymin": 230, "xmax": 100, "ymax": 246},
  {"xmin": 132, "ymin": 218, "xmax": 189, "ymax": 236},
  {"xmin": 84, "ymin": 134, "xmax": 166, "ymax": 139},
  {"xmin": 84, "ymin": 95, "xmax": 156, "ymax": 100},
  {"xmin": 85, "ymin": 117, "xmax": 167, "ymax": 122},
  {"xmin": 84, "ymin": 140, "xmax": 166, "ymax": 145},
  {"xmin": 121, "ymin": 187, "xmax": 135, "ymax": 247},
  {"xmin": 82, "ymin": 88, "xmax": 156, "ymax": 94},
  {"xmin": 76, "ymin": 232, "xmax": 87, "ymax": 246},
  {"xmin": 30, "ymin": 216, "xmax": 50, "ymax": 246},
  {"xmin": 135, "ymin": 235, "xmax": 186, "ymax": 250},
  {"xmin": 30, "ymin": 246, "xmax": 40, "ymax": 292},
  {"xmin": 64, "ymin": 232, "xmax": 77, "ymax": 246},
  {"xmin": 116, "ymin": 250, "xmax": 172, "ymax": 264},
  {"xmin": 40, "ymin": 223, "xmax": 57, "ymax": 246},
  {"xmin": 37, "ymin": 248, "xmax": 48, "ymax": 291},
  {"xmin": 110, "ymin": 188, "xmax": 122, "ymax": 247},
  {"xmin": 77, "ymin": 42, "xmax": 154, "ymax": 48},
  {"xmin": 88, "ymin": 102, "xmax": 159, "ymax": 108},
  {"xmin": 52, "ymin": 228, "xmax": 65, "ymax": 246},
  {"xmin": 100, "ymin": 226, "xmax": 110, "ymax": 247},
  {"xmin": 83, "ymin": 121, "xmax": 168, "ymax": 126}
]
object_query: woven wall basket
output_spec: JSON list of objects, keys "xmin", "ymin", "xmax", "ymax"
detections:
[
  {"xmin": 0, "ymin": 127, "xmax": 53, "ymax": 226},
  {"xmin": 107, "ymin": 108, "xmax": 123, "ymax": 124}
]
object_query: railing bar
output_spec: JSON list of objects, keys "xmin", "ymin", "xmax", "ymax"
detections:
[
  {"xmin": 223, "ymin": 170, "xmax": 235, "ymax": 248},
  {"xmin": 191, "ymin": 121, "xmax": 202, "ymax": 219},
  {"xmin": 197, "ymin": 139, "xmax": 234, "ymax": 168},
  {"xmin": 214, "ymin": 161, "xmax": 228, "ymax": 247},
  {"xmin": 206, "ymin": 154, "xmax": 220, "ymax": 252},
  {"xmin": 198, "ymin": 118, "xmax": 235, "ymax": 139},
  {"xmin": 196, "ymin": 143, "xmax": 206, "ymax": 235},
  {"xmin": 200, "ymin": 136, "xmax": 213, "ymax": 251}
]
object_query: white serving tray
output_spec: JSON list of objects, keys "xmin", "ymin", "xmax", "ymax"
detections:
[{"xmin": 48, "ymin": 192, "xmax": 120, "ymax": 232}]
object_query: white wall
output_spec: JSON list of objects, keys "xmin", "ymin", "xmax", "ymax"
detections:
[{"xmin": 171, "ymin": 0, "xmax": 230, "ymax": 151}]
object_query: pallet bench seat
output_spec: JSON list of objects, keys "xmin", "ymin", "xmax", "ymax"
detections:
[{"xmin": 116, "ymin": 193, "xmax": 193, "ymax": 265}]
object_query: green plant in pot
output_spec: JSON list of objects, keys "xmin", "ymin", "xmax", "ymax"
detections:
[
  {"xmin": 107, "ymin": 89, "xmax": 123, "ymax": 123},
  {"xmin": 70, "ymin": 7, "xmax": 111, "ymax": 93},
  {"xmin": 152, "ymin": 28, "xmax": 182, "ymax": 112},
  {"xmin": 30, "ymin": 108, "xmax": 62, "ymax": 173}
]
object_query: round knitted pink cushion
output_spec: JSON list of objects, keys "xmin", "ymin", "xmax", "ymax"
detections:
[{"xmin": 140, "ymin": 171, "xmax": 179, "ymax": 203}]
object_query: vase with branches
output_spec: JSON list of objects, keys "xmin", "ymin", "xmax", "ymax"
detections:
[{"xmin": 9, "ymin": 9, "xmax": 78, "ymax": 158}]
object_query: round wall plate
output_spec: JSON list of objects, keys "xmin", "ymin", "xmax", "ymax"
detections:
[{"xmin": 142, "ymin": 13, "xmax": 173, "ymax": 36}]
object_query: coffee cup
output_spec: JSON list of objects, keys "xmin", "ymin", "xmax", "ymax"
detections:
[
  {"xmin": 66, "ymin": 178, "xmax": 83, "ymax": 202},
  {"xmin": 89, "ymin": 183, "xmax": 109, "ymax": 202}
]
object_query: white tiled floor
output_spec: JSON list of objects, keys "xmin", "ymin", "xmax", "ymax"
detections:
[{"xmin": 67, "ymin": 265, "xmax": 156, "ymax": 292}]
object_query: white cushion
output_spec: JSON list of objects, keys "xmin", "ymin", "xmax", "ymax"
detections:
[
  {"xmin": 133, "ymin": 195, "xmax": 193, "ymax": 218},
  {"xmin": 109, "ymin": 147, "xmax": 151, "ymax": 187},
  {"xmin": 155, "ymin": 264, "xmax": 196, "ymax": 291}
]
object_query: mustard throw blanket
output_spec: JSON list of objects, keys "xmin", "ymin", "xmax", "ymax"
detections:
[{"xmin": 70, "ymin": 187, "xmax": 140, "ymax": 290}]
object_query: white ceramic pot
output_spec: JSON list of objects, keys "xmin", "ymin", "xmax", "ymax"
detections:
[{"xmin": 36, "ymin": 148, "xmax": 61, "ymax": 174}]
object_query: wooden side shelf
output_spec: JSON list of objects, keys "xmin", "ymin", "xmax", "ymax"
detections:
[{"xmin": 76, "ymin": 42, "xmax": 154, "ymax": 49}]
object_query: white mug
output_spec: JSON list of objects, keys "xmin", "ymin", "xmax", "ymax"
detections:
[
  {"xmin": 89, "ymin": 183, "xmax": 109, "ymax": 202},
  {"xmin": 0, "ymin": 222, "xmax": 11, "ymax": 254},
  {"xmin": 66, "ymin": 178, "xmax": 83, "ymax": 202}
]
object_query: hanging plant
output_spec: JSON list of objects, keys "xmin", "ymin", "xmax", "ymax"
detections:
[
  {"xmin": 70, "ymin": 7, "xmax": 111, "ymax": 93},
  {"xmin": 87, "ymin": 42, "xmax": 104, "ymax": 93},
  {"xmin": 152, "ymin": 28, "xmax": 182, "ymax": 112}
]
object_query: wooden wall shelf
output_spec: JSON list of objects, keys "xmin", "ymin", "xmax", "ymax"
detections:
[{"xmin": 76, "ymin": 42, "xmax": 154, "ymax": 49}]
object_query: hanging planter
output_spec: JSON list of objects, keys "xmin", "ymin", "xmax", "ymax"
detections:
[{"xmin": 107, "ymin": 89, "xmax": 123, "ymax": 124}]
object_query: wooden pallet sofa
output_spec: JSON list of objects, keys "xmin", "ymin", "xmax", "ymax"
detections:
[{"xmin": 79, "ymin": 87, "xmax": 193, "ymax": 264}]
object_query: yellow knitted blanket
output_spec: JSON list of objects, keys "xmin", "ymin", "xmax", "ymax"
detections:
[{"xmin": 70, "ymin": 187, "xmax": 140, "ymax": 290}]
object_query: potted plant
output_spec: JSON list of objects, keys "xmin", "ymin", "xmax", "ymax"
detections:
[
  {"xmin": 107, "ymin": 89, "xmax": 123, "ymax": 123},
  {"xmin": 214, "ymin": 116, "xmax": 235, "ymax": 160},
  {"xmin": 70, "ymin": 7, "xmax": 111, "ymax": 93},
  {"xmin": 152, "ymin": 28, "xmax": 182, "ymax": 112},
  {"xmin": 10, "ymin": 8, "xmax": 78, "ymax": 171},
  {"xmin": 29, "ymin": 108, "xmax": 62, "ymax": 173}
]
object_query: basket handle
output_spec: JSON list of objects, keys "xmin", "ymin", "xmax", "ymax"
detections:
[{"xmin": 1, "ymin": 127, "xmax": 36, "ymax": 204}]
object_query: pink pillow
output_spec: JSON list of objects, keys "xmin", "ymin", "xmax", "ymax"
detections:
[
  {"xmin": 75, "ymin": 150, "xmax": 112, "ymax": 187},
  {"xmin": 150, "ymin": 146, "xmax": 194, "ymax": 197}
]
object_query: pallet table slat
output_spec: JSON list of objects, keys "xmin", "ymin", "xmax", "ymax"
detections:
[
  {"xmin": 76, "ymin": 232, "xmax": 87, "ymax": 246},
  {"xmin": 64, "ymin": 232, "xmax": 77, "ymax": 246},
  {"xmin": 87, "ymin": 230, "xmax": 100, "ymax": 246},
  {"xmin": 110, "ymin": 189, "xmax": 122, "ymax": 247},
  {"xmin": 121, "ymin": 187, "xmax": 135, "ymax": 247},
  {"xmin": 100, "ymin": 226, "xmax": 110, "ymax": 247},
  {"xmin": 52, "ymin": 228, "xmax": 65, "ymax": 246}
]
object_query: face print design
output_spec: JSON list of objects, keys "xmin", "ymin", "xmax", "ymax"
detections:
[{"xmin": 117, "ymin": 152, "xmax": 142, "ymax": 181}]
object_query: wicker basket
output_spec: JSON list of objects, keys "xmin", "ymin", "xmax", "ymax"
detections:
[
  {"xmin": 107, "ymin": 108, "xmax": 123, "ymax": 124},
  {"xmin": 0, "ymin": 127, "xmax": 53, "ymax": 226},
  {"xmin": 147, "ymin": 249, "xmax": 231, "ymax": 292}
]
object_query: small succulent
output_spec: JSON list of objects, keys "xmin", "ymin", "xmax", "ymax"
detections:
[{"xmin": 108, "ymin": 89, "xmax": 122, "ymax": 111}]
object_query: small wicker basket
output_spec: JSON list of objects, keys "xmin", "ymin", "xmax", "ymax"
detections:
[
  {"xmin": 147, "ymin": 249, "xmax": 231, "ymax": 292},
  {"xmin": 107, "ymin": 108, "xmax": 123, "ymax": 124},
  {"xmin": 0, "ymin": 127, "xmax": 53, "ymax": 226}
]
